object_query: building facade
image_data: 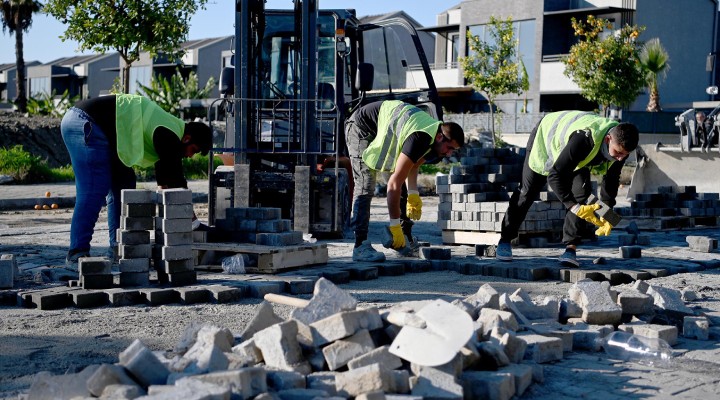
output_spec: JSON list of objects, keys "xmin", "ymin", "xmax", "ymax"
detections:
[{"xmin": 424, "ymin": 0, "xmax": 719, "ymax": 116}]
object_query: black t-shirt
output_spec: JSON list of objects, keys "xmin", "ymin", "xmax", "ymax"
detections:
[
  {"xmin": 353, "ymin": 101, "xmax": 434, "ymax": 163},
  {"xmin": 74, "ymin": 95, "xmax": 186, "ymax": 188},
  {"xmin": 353, "ymin": 101, "xmax": 381, "ymax": 134},
  {"xmin": 548, "ymin": 129, "xmax": 624, "ymax": 208}
]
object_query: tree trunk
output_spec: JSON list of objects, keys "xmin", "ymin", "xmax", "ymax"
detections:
[
  {"xmin": 646, "ymin": 89, "xmax": 661, "ymax": 112},
  {"xmin": 14, "ymin": 22, "xmax": 27, "ymax": 113},
  {"xmin": 122, "ymin": 64, "xmax": 131, "ymax": 94},
  {"xmin": 489, "ymin": 102, "xmax": 496, "ymax": 147}
]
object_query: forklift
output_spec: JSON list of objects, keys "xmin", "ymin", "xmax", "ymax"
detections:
[{"xmin": 208, "ymin": 0, "xmax": 442, "ymax": 238}]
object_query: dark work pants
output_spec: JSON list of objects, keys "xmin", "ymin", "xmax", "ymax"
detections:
[{"xmin": 500, "ymin": 126, "xmax": 593, "ymax": 246}]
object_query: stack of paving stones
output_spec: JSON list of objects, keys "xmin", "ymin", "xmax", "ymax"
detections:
[
  {"xmin": 616, "ymin": 185, "xmax": 720, "ymax": 229},
  {"xmin": 79, "ymin": 257, "xmax": 113, "ymax": 289},
  {"xmin": 214, "ymin": 207, "xmax": 304, "ymax": 246},
  {"xmin": 25, "ymin": 277, "xmax": 716, "ymax": 400},
  {"xmin": 154, "ymin": 188, "xmax": 197, "ymax": 286},
  {"xmin": 118, "ymin": 189, "xmax": 155, "ymax": 287},
  {"xmin": 437, "ymin": 144, "xmax": 587, "ymax": 246}
]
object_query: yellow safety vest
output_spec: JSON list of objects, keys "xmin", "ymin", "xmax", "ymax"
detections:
[
  {"xmin": 115, "ymin": 94, "xmax": 185, "ymax": 168},
  {"xmin": 528, "ymin": 111, "xmax": 618, "ymax": 176},
  {"xmin": 362, "ymin": 100, "xmax": 441, "ymax": 172}
]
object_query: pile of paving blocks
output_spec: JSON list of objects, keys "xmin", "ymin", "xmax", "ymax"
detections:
[
  {"xmin": 24, "ymin": 277, "xmax": 716, "ymax": 400},
  {"xmin": 154, "ymin": 188, "xmax": 197, "ymax": 286},
  {"xmin": 437, "ymin": 144, "xmax": 588, "ymax": 246},
  {"xmin": 616, "ymin": 186, "xmax": 720, "ymax": 230},
  {"xmin": 213, "ymin": 207, "xmax": 304, "ymax": 246},
  {"xmin": 118, "ymin": 189, "xmax": 155, "ymax": 287}
]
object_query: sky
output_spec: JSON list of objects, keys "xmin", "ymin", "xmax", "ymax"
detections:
[{"xmin": 0, "ymin": 1, "xmax": 455, "ymax": 65}]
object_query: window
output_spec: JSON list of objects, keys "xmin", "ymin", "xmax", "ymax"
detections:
[
  {"xmin": 447, "ymin": 34, "xmax": 459, "ymax": 66},
  {"xmin": 28, "ymin": 77, "xmax": 50, "ymax": 97},
  {"xmin": 129, "ymin": 66, "xmax": 151, "ymax": 94},
  {"xmin": 467, "ymin": 19, "xmax": 536, "ymax": 81}
]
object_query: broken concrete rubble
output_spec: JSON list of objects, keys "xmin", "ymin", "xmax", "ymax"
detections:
[{"xmin": 22, "ymin": 274, "xmax": 710, "ymax": 400}]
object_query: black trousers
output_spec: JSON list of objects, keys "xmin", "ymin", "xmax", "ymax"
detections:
[{"xmin": 500, "ymin": 126, "xmax": 593, "ymax": 246}]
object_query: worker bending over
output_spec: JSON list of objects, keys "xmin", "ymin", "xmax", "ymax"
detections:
[
  {"xmin": 496, "ymin": 110, "xmax": 639, "ymax": 266},
  {"xmin": 346, "ymin": 100, "xmax": 464, "ymax": 262},
  {"xmin": 61, "ymin": 94, "xmax": 212, "ymax": 269}
]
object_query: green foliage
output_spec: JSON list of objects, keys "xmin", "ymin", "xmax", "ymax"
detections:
[
  {"xmin": 639, "ymin": 38, "xmax": 670, "ymax": 112},
  {"xmin": 138, "ymin": 70, "xmax": 216, "ymax": 117},
  {"xmin": 562, "ymin": 16, "xmax": 646, "ymax": 111},
  {"xmin": 44, "ymin": 0, "xmax": 208, "ymax": 93},
  {"xmin": 0, "ymin": 145, "xmax": 74, "ymax": 183},
  {"xmin": 1, "ymin": 0, "xmax": 42, "ymax": 113},
  {"xmin": 133, "ymin": 153, "xmax": 222, "ymax": 182},
  {"xmin": 460, "ymin": 16, "xmax": 526, "ymax": 146},
  {"xmin": 26, "ymin": 89, "xmax": 79, "ymax": 118},
  {"xmin": 109, "ymin": 76, "xmax": 124, "ymax": 95},
  {"xmin": 419, "ymin": 162, "xmax": 458, "ymax": 175}
]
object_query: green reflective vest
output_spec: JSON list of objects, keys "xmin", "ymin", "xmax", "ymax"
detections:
[
  {"xmin": 528, "ymin": 111, "xmax": 618, "ymax": 176},
  {"xmin": 115, "ymin": 94, "xmax": 185, "ymax": 168},
  {"xmin": 362, "ymin": 100, "xmax": 441, "ymax": 172}
]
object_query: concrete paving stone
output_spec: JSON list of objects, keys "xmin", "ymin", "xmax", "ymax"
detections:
[
  {"xmin": 254, "ymin": 320, "xmax": 311, "ymax": 375},
  {"xmin": 29, "ymin": 290, "xmax": 73, "ymax": 310},
  {"xmin": 119, "ymin": 340, "xmax": 170, "ymax": 387},
  {"xmin": 119, "ymin": 272, "xmax": 150, "ymax": 287},
  {"xmin": 306, "ymin": 372, "xmax": 338, "ymax": 396},
  {"xmin": 376, "ymin": 263, "xmax": 405, "ymax": 276},
  {"xmin": 517, "ymin": 333, "xmax": 564, "ymax": 363},
  {"xmin": 121, "ymin": 189, "xmax": 154, "ymax": 204},
  {"xmin": 79, "ymin": 257, "xmax": 112, "ymax": 275},
  {"xmin": 239, "ymin": 301, "xmax": 284, "ymax": 340},
  {"xmin": 318, "ymin": 268, "xmax": 351, "ymax": 284},
  {"xmin": 310, "ymin": 308, "xmax": 383, "ymax": 346},
  {"xmin": 159, "ymin": 231, "xmax": 193, "ymax": 246},
  {"xmin": 161, "ymin": 218, "xmax": 193, "ymax": 233},
  {"xmin": 120, "ymin": 244, "xmax": 152, "ymax": 259},
  {"xmin": 104, "ymin": 288, "xmax": 142, "ymax": 306},
  {"xmin": 402, "ymin": 260, "xmax": 431, "ymax": 273},
  {"xmin": 167, "ymin": 270, "xmax": 198, "ymax": 287},
  {"xmin": 118, "ymin": 258, "xmax": 151, "ymax": 273},
  {"xmin": 683, "ymin": 316, "xmax": 710, "ymax": 340},
  {"xmin": 86, "ymin": 364, "xmax": 139, "ymax": 397},
  {"xmin": 509, "ymin": 265, "xmax": 549, "ymax": 281},
  {"xmin": 207, "ymin": 284, "xmax": 247, "ymax": 303},
  {"xmin": 70, "ymin": 289, "xmax": 110, "ymax": 308},
  {"xmin": 282, "ymin": 278, "xmax": 316, "ymax": 295},
  {"xmin": 341, "ymin": 265, "xmax": 379, "ymax": 281},
  {"xmin": 175, "ymin": 286, "xmax": 211, "ymax": 304},
  {"xmin": 139, "ymin": 288, "xmax": 181, "ymax": 306},
  {"xmin": 243, "ymin": 280, "xmax": 284, "ymax": 298},
  {"xmin": 160, "ymin": 188, "xmax": 193, "ymax": 204},
  {"xmin": 335, "ymin": 364, "xmax": 388, "ymax": 398},
  {"xmin": 460, "ymin": 371, "xmax": 515, "ymax": 400},
  {"xmin": 322, "ymin": 329, "xmax": 376, "ymax": 371},
  {"xmin": 617, "ymin": 291, "xmax": 654, "ymax": 315},
  {"xmin": 162, "ymin": 245, "xmax": 194, "ymax": 261},
  {"xmin": 81, "ymin": 274, "xmax": 114, "ymax": 290},
  {"xmin": 122, "ymin": 203, "xmax": 155, "ymax": 218}
]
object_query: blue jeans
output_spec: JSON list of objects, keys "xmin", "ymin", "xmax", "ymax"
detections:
[{"xmin": 61, "ymin": 107, "xmax": 136, "ymax": 258}]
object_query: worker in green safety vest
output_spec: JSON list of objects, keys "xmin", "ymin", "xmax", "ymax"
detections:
[
  {"xmin": 495, "ymin": 111, "xmax": 639, "ymax": 267},
  {"xmin": 61, "ymin": 94, "xmax": 213, "ymax": 270},
  {"xmin": 346, "ymin": 100, "xmax": 464, "ymax": 261}
]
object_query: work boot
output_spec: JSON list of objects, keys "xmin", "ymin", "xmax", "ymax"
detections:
[
  {"xmin": 352, "ymin": 240, "xmax": 386, "ymax": 262},
  {"xmin": 496, "ymin": 241, "xmax": 513, "ymax": 261},
  {"xmin": 558, "ymin": 248, "xmax": 580, "ymax": 267},
  {"xmin": 65, "ymin": 250, "xmax": 90, "ymax": 272}
]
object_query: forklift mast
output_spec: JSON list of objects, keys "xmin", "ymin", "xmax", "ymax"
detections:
[{"xmin": 209, "ymin": 0, "xmax": 441, "ymax": 237}]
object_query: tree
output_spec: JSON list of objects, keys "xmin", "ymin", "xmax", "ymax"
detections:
[
  {"xmin": 563, "ymin": 16, "xmax": 646, "ymax": 116},
  {"xmin": 1, "ymin": 0, "xmax": 41, "ymax": 113},
  {"xmin": 138, "ymin": 69, "xmax": 216, "ymax": 117},
  {"xmin": 639, "ymin": 38, "xmax": 670, "ymax": 112},
  {"xmin": 44, "ymin": 0, "xmax": 208, "ymax": 94},
  {"xmin": 460, "ymin": 16, "xmax": 527, "ymax": 147}
]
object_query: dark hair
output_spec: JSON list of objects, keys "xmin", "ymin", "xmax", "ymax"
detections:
[
  {"xmin": 184, "ymin": 121, "xmax": 212, "ymax": 155},
  {"xmin": 441, "ymin": 122, "xmax": 465, "ymax": 148},
  {"xmin": 609, "ymin": 122, "xmax": 639, "ymax": 152}
]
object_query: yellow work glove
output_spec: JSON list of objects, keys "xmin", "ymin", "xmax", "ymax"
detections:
[
  {"xmin": 570, "ymin": 203, "xmax": 603, "ymax": 227},
  {"xmin": 407, "ymin": 190, "xmax": 422, "ymax": 220},
  {"xmin": 595, "ymin": 218, "xmax": 613, "ymax": 236},
  {"xmin": 388, "ymin": 219, "xmax": 406, "ymax": 250}
]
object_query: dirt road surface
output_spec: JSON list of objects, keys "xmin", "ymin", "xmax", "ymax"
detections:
[{"xmin": 1, "ymin": 195, "xmax": 720, "ymax": 399}]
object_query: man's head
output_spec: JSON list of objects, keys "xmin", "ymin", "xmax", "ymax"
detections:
[
  {"xmin": 696, "ymin": 111, "xmax": 707, "ymax": 123},
  {"xmin": 604, "ymin": 122, "xmax": 639, "ymax": 161},
  {"xmin": 432, "ymin": 122, "xmax": 465, "ymax": 158},
  {"xmin": 181, "ymin": 121, "xmax": 213, "ymax": 158}
]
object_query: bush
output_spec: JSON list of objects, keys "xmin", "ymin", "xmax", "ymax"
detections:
[{"xmin": 0, "ymin": 145, "xmax": 74, "ymax": 183}]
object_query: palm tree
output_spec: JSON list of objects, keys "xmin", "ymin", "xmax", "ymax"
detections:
[
  {"xmin": 1, "ymin": 0, "xmax": 42, "ymax": 113},
  {"xmin": 639, "ymin": 38, "xmax": 670, "ymax": 112}
]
